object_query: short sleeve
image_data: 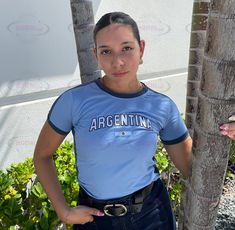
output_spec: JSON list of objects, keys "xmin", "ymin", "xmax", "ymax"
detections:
[
  {"xmin": 159, "ymin": 100, "xmax": 189, "ymax": 145},
  {"xmin": 47, "ymin": 90, "xmax": 73, "ymax": 135}
]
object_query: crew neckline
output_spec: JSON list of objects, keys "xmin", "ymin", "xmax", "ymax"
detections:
[{"xmin": 95, "ymin": 78, "xmax": 148, "ymax": 98}]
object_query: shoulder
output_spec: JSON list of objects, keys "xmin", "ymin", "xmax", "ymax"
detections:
[
  {"xmin": 67, "ymin": 79, "xmax": 98, "ymax": 95},
  {"xmin": 57, "ymin": 79, "xmax": 98, "ymax": 101},
  {"xmin": 49, "ymin": 80, "xmax": 98, "ymax": 113},
  {"xmin": 146, "ymin": 86, "xmax": 177, "ymax": 108},
  {"xmin": 146, "ymin": 86, "xmax": 172, "ymax": 100}
]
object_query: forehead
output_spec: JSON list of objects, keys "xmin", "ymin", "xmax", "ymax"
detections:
[{"xmin": 95, "ymin": 24, "xmax": 136, "ymax": 45}]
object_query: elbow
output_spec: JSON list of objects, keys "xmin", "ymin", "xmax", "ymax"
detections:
[
  {"xmin": 33, "ymin": 149, "xmax": 41, "ymax": 166},
  {"xmin": 181, "ymin": 159, "xmax": 192, "ymax": 178},
  {"xmin": 33, "ymin": 151, "xmax": 41, "ymax": 174},
  {"xmin": 33, "ymin": 150, "xmax": 52, "ymax": 172},
  {"xmin": 181, "ymin": 168, "xmax": 191, "ymax": 178}
]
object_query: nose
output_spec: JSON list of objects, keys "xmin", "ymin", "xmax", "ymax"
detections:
[{"xmin": 111, "ymin": 54, "xmax": 124, "ymax": 68}]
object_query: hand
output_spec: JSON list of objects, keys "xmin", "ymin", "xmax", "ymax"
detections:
[
  {"xmin": 220, "ymin": 123, "xmax": 235, "ymax": 140},
  {"xmin": 62, "ymin": 205, "xmax": 104, "ymax": 225}
]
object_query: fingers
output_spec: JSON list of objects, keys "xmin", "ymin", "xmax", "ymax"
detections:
[
  {"xmin": 77, "ymin": 212, "xmax": 94, "ymax": 225},
  {"xmin": 62, "ymin": 206, "xmax": 104, "ymax": 225},
  {"xmin": 80, "ymin": 208, "xmax": 103, "ymax": 224},
  {"xmin": 220, "ymin": 123, "xmax": 235, "ymax": 140},
  {"xmin": 79, "ymin": 207, "xmax": 104, "ymax": 224},
  {"xmin": 85, "ymin": 206, "xmax": 104, "ymax": 217},
  {"xmin": 81, "ymin": 215, "xmax": 94, "ymax": 225},
  {"xmin": 227, "ymin": 133, "xmax": 235, "ymax": 140},
  {"xmin": 80, "ymin": 209, "xmax": 103, "ymax": 225}
]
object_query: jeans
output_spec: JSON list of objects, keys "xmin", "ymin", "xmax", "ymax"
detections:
[{"xmin": 73, "ymin": 179, "xmax": 176, "ymax": 230}]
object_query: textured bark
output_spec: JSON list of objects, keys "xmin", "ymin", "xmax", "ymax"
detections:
[
  {"xmin": 183, "ymin": 0, "xmax": 235, "ymax": 229},
  {"xmin": 179, "ymin": 1, "xmax": 210, "ymax": 229},
  {"xmin": 185, "ymin": 0, "xmax": 210, "ymax": 138},
  {"xmin": 70, "ymin": 0, "xmax": 101, "ymax": 83}
]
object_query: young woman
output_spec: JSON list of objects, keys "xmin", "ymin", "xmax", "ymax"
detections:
[{"xmin": 33, "ymin": 12, "xmax": 235, "ymax": 230}]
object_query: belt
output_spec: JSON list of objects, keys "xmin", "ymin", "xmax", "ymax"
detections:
[{"xmin": 79, "ymin": 181, "xmax": 155, "ymax": 217}]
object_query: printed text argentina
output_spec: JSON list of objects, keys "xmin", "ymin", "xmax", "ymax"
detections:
[{"xmin": 89, "ymin": 114, "xmax": 152, "ymax": 132}]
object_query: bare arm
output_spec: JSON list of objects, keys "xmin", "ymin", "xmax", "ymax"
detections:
[
  {"xmin": 164, "ymin": 136, "xmax": 192, "ymax": 178},
  {"xmin": 163, "ymin": 120, "xmax": 234, "ymax": 178},
  {"xmin": 33, "ymin": 121, "xmax": 103, "ymax": 224}
]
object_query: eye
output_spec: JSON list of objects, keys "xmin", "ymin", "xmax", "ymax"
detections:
[
  {"xmin": 122, "ymin": 46, "xmax": 133, "ymax": 52},
  {"xmin": 100, "ymin": 49, "xmax": 111, "ymax": 55}
]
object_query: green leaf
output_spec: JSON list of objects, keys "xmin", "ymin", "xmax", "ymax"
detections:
[
  {"xmin": 31, "ymin": 183, "xmax": 47, "ymax": 200},
  {"xmin": 40, "ymin": 215, "xmax": 49, "ymax": 229},
  {"xmin": 3, "ymin": 197, "xmax": 22, "ymax": 220},
  {"xmin": 42, "ymin": 207, "xmax": 49, "ymax": 219},
  {"xmin": 9, "ymin": 226, "xmax": 16, "ymax": 230},
  {"xmin": 0, "ymin": 171, "xmax": 13, "ymax": 193}
]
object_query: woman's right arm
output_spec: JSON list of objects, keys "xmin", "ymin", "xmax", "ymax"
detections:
[{"xmin": 33, "ymin": 121, "xmax": 103, "ymax": 224}]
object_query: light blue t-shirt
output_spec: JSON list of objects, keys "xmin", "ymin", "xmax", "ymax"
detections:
[{"xmin": 48, "ymin": 79, "xmax": 188, "ymax": 199}]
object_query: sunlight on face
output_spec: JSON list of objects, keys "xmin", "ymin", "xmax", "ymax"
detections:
[{"xmin": 94, "ymin": 24, "xmax": 145, "ymax": 80}]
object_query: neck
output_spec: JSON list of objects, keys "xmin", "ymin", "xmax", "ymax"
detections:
[{"xmin": 101, "ymin": 76, "xmax": 143, "ymax": 94}]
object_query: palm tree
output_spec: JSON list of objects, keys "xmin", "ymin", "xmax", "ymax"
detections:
[
  {"xmin": 182, "ymin": 0, "xmax": 235, "ymax": 229},
  {"xmin": 70, "ymin": 0, "xmax": 101, "ymax": 83},
  {"xmin": 178, "ymin": 1, "xmax": 210, "ymax": 229},
  {"xmin": 185, "ymin": 0, "xmax": 210, "ymax": 138}
]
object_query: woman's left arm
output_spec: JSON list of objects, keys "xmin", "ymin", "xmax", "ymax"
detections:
[
  {"xmin": 164, "ymin": 121, "xmax": 235, "ymax": 179},
  {"xmin": 164, "ymin": 120, "xmax": 235, "ymax": 179},
  {"xmin": 164, "ymin": 136, "xmax": 192, "ymax": 178}
]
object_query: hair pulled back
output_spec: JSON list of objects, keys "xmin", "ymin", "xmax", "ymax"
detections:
[{"xmin": 93, "ymin": 12, "xmax": 141, "ymax": 45}]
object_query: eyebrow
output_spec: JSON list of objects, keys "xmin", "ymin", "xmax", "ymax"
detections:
[{"xmin": 97, "ymin": 41, "xmax": 135, "ymax": 49}]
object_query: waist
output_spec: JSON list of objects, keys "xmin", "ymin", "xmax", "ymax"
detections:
[
  {"xmin": 78, "ymin": 180, "xmax": 158, "ymax": 217},
  {"xmin": 77, "ymin": 169, "xmax": 160, "ymax": 199}
]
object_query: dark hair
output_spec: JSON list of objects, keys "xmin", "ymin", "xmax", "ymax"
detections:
[{"xmin": 93, "ymin": 12, "xmax": 141, "ymax": 45}]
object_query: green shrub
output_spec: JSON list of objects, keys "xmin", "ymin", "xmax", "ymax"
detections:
[
  {"xmin": 155, "ymin": 142, "xmax": 182, "ymax": 214},
  {"xmin": 225, "ymin": 140, "xmax": 235, "ymax": 183},
  {"xmin": 0, "ymin": 140, "xmax": 77, "ymax": 229}
]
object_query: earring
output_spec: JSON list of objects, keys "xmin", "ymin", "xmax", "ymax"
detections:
[{"xmin": 139, "ymin": 58, "xmax": 143, "ymax": 65}]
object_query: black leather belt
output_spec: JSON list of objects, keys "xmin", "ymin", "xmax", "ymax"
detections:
[{"xmin": 79, "ymin": 181, "xmax": 155, "ymax": 217}]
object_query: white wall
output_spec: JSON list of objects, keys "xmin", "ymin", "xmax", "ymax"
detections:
[
  {"xmin": 0, "ymin": 0, "xmax": 193, "ymax": 169},
  {"xmin": 0, "ymin": 0, "xmax": 79, "ymax": 168},
  {"xmin": 95, "ymin": 0, "xmax": 193, "ymax": 76}
]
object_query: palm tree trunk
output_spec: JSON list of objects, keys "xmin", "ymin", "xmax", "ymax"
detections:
[
  {"xmin": 178, "ymin": 1, "xmax": 210, "ymax": 229},
  {"xmin": 185, "ymin": 0, "xmax": 210, "ymax": 138},
  {"xmin": 183, "ymin": 0, "xmax": 235, "ymax": 229},
  {"xmin": 70, "ymin": 0, "xmax": 101, "ymax": 83}
]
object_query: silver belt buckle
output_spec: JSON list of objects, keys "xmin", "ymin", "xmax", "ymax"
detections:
[{"xmin": 103, "ymin": 204, "xmax": 128, "ymax": 216}]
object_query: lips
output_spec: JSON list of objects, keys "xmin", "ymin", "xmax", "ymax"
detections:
[{"xmin": 112, "ymin": 71, "xmax": 128, "ymax": 77}]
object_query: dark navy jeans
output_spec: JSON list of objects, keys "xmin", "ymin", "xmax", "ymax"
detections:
[{"xmin": 73, "ymin": 179, "xmax": 176, "ymax": 230}]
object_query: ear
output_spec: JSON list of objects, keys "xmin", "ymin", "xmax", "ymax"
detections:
[
  {"xmin": 139, "ymin": 40, "xmax": 145, "ymax": 59},
  {"xmin": 92, "ymin": 47, "xmax": 98, "ymax": 59},
  {"xmin": 92, "ymin": 47, "xmax": 102, "ymax": 69}
]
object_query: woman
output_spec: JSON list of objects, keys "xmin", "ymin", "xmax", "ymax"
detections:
[{"xmin": 33, "ymin": 12, "xmax": 235, "ymax": 230}]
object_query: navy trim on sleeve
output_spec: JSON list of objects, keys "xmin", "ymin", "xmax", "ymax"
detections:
[
  {"xmin": 47, "ymin": 117, "xmax": 70, "ymax": 135},
  {"xmin": 161, "ymin": 131, "xmax": 189, "ymax": 145}
]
